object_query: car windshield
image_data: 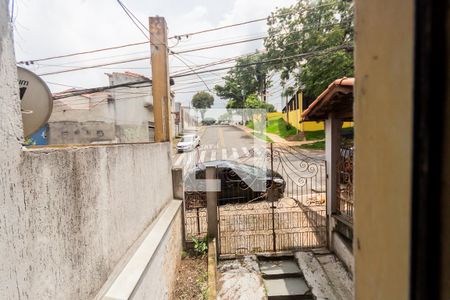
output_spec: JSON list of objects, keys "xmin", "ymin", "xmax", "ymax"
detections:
[
  {"xmin": 180, "ymin": 136, "xmax": 194, "ymax": 142},
  {"xmin": 224, "ymin": 161, "xmax": 266, "ymax": 177}
]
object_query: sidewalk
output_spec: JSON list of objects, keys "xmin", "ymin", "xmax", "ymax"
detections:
[{"xmin": 235, "ymin": 125, "xmax": 324, "ymax": 147}]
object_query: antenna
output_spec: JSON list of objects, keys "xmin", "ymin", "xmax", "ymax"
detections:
[{"xmin": 18, "ymin": 67, "xmax": 53, "ymax": 138}]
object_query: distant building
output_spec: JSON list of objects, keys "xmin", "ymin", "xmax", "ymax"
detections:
[
  {"xmin": 48, "ymin": 72, "xmax": 156, "ymax": 144},
  {"xmin": 281, "ymin": 90, "xmax": 353, "ymax": 132}
]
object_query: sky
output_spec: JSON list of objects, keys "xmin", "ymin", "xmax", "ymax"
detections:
[{"xmin": 11, "ymin": 0, "xmax": 298, "ymax": 111}]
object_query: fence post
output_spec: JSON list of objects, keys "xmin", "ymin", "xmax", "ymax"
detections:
[
  {"xmin": 172, "ymin": 167, "xmax": 186, "ymax": 249},
  {"xmin": 206, "ymin": 166, "xmax": 218, "ymax": 244},
  {"xmin": 325, "ymin": 113, "xmax": 342, "ymax": 249}
]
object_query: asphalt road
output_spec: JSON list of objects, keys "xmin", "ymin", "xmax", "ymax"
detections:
[{"xmin": 173, "ymin": 125, "xmax": 266, "ymax": 168}]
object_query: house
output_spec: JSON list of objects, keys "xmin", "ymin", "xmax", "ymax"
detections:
[
  {"xmin": 48, "ymin": 72, "xmax": 156, "ymax": 144},
  {"xmin": 281, "ymin": 89, "xmax": 353, "ymax": 133}
]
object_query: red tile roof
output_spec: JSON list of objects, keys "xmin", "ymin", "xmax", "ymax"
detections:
[{"xmin": 302, "ymin": 77, "xmax": 354, "ymax": 121}]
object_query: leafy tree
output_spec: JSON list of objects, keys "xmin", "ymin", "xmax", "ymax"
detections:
[
  {"xmin": 244, "ymin": 94, "xmax": 276, "ymax": 112},
  {"xmin": 191, "ymin": 91, "xmax": 214, "ymax": 119},
  {"xmin": 214, "ymin": 52, "xmax": 271, "ymax": 109},
  {"xmin": 218, "ymin": 111, "xmax": 232, "ymax": 122},
  {"xmin": 264, "ymin": 0, "xmax": 354, "ymax": 99}
]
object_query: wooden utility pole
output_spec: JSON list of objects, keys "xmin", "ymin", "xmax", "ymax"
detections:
[{"xmin": 149, "ymin": 16, "xmax": 171, "ymax": 142}]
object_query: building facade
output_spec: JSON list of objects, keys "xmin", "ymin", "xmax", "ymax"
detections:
[{"xmin": 48, "ymin": 72, "xmax": 155, "ymax": 144}]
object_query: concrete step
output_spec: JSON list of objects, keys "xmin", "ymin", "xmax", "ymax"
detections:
[
  {"xmin": 263, "ymin": 277, "xmax": 313, "ymax": 299},
  {"xmin": 259, "ymin": 260, "xmax": 303, "ymax": 279}
]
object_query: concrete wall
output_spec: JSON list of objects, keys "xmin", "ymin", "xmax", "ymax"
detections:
[
  {"xmin": 48, "ymin": 121, "xmax": 117, "ymax": 144},
  {"xmin": 0, "ymin": 1, "xmax": 29, "ymax": 299},
  {"xmin": 130, "ymin": 209, "xmax": 182, "ymax": 300},
  {"xmin": 1, "ymin": 5, "xmax": 180, "ymax": 299},
  {"xmin": 354, "ymin": 0, "xmax": 413, "ymax": 299},
  {"xmin": 19, "ymin": 143, "xmax": 173, "ymax": 299}
]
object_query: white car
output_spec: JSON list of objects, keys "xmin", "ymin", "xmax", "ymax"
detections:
[{"xmin": 176, "ymin": 135, "xmax": 200, "ymax": 152}]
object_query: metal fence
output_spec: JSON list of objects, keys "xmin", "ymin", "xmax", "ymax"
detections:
[
  {"xmin": 337, "ymin": 147, "xmax": 354, "ymax": 223},
  {"xmin": 218, "ymin": 201, "xmax": 327, "ymax": 255},
  {"xmin": 184, "ymin": 208, "xmax": 207, "ymax": 239}
]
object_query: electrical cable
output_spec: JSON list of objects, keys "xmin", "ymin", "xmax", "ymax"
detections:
[
  {"xmin": 116, "ymin": 0, "xmax": 149, "ymax": 40},
  {"xmin": 18, "ymin": 1, "xmax": 341, "ymax": 65},
  {"xmin": 171, "ymin": 44, "xmax": 353, "ymax": 79}
]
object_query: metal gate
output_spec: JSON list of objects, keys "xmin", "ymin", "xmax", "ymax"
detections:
[
  {"xmin": 217, "ymin": 144, "xmax": 327, "ymax": 256},
  {"xmin": 182, "ymin": 143, "xmax": 327, "ymax": 256}
]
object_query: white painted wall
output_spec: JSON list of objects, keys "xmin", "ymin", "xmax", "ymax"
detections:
[{"xmin": 108, "ymin": 73, "xmax": 153, "ymax": 143}]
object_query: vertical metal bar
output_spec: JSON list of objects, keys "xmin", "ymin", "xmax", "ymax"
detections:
[
  {"xmin": 270, "ymin": 143, "xmax": 276, "ymax": 252},
  {"xmin": 196, "ymin": 208, "xmax": 200, "ymax": 236}
]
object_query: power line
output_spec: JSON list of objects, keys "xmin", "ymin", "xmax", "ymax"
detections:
[
  {"xmin": 171, "ymin": 52, "xmax": 212, "ymax": 92},
  {"xmin": 172, "ymin": 36, "xmax": 264, "ymax": 55},
  {"xmin": 170, "ymin": 18, "xmax": 267, "ymax": 40},
  {"xmin": 52, "ymin": 79, "xmax": 152, "ymax": 100},
  {"xmin": 36, "ymin": 18, "xmax": 350, "ymax": 77},
  {"xmin": 36, "ymin": 37, "xmax": 264, "ymax": 76},
  {"xmin": 117, "ymin": 0, "xmax": 214, "ymax": 93},
  {"xmin": 38, "ymin": 56, "xmax": 150, "ymax": 76},
  {"xmin": 18, "ymin": 2, "xmax": 343, "ymax": 66},
  {"xmin": 168, "ymin": 1, "xmax": 339, "ymax": 39},
  {"xmin": 171, "ymin": 44, "xmax": 353, "ymax": 79},
  {"xmin": 17, "ymin": 41, "xmax": 148, "ymax": 65},
  {"xmin": 116, "ymin": 0, "xmax": 149, "ymax": 40}
]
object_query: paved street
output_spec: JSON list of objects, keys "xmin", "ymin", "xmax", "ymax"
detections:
[
  {"xmin": 173, "ymin": 125, "xmax": 267, "ymax": 169},
  {"xmin": 173, "ymin": 125, "xmax": 325, "ymax": 169}
]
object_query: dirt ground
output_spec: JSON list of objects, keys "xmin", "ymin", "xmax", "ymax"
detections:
[{"xmin": 173, "ymin": 254, "xmax": 208, "ymax": 300}]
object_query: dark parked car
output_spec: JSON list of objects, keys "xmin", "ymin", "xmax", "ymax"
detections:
[{"xmin": 184, "ymin": 160, "xmax": 285, "ymax": 208}]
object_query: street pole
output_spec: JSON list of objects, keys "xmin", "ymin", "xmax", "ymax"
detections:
[
  {"xmin": 285, "ymin": 93, "xmax": 290, "ymax": 125},
  {"xmin": 295, "ymin": 92, "xmax": 299, "ymax": 135},
  {"xmin": 149, "ymin": 16, "xmax": 171, "ymax": 142}
]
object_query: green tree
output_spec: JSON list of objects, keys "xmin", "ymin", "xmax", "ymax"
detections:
[
  {"xmin": 264, "ymin": 0, "xmax": 354, "ymax": 99},
  {"xmin": 214, "ymin": 52, "xmax": 271, "ymax": 109},
  {"xmin": 244, "ymin": 94, "xmax": 276, "ymax": 112},
  {"xmin": 191, "ymin": 91, "xmax": 214, "ymax": 119}
]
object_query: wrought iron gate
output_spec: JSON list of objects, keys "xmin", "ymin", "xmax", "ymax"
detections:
[
  {"xmin": 181, "ymin": 143, "xmax": 327, "ymax": 255},
  {"xmin": 217, "ymin": 144, "xmax": 327, "ymax": 256}
]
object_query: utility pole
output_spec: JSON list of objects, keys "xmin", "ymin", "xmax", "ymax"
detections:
[
  {"xmin": 262, "ymin": 75, "xmax": 267, "ymax": 103},
  {"xmin": 285, "ymin": 93, "xmax": 290, "ymax": 125},
  {"xmin": 149, "ymin": 16, "xmax": 171, "ymax": 142}
]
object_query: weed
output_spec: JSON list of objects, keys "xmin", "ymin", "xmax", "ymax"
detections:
[{"xmin": 192, "ymin": 236, "xmax": 208, "ymax": 256}]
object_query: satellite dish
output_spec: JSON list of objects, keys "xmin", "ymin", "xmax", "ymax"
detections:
[{"xmin": 18, "ymin": 67, "xmax": 53, "ymax": 138}]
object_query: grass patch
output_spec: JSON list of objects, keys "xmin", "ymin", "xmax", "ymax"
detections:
[
  {"xmin": 265, "ymin": 117, "xmax": 297, "ymax": 138},
  {"xmin": 299, "ymin": 141, "xmax": 325, "ymax": 150},
  {"xmin": 304, "ymin": 130, "xmax": 325, "ymax": 141},
  {"xmin": 252, "ymin": 132, "xmax": 273, "ymax": 142},
  {"xmin": 246, "ymin": 120, "xmax": 255, "ymax": 129}
]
